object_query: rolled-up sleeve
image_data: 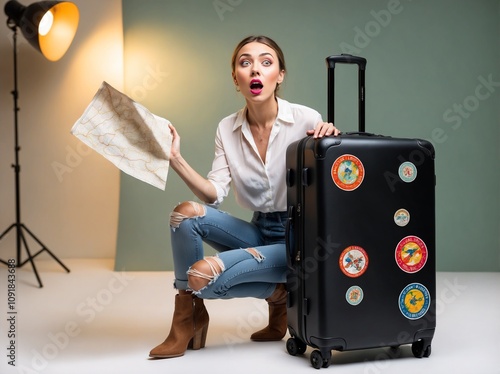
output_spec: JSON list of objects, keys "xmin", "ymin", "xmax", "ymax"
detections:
[{"xmin": 207, "ymin": 126, "xmax": 231, "ymax": 207}]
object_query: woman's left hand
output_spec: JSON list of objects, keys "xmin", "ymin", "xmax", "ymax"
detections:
[{"xmin": 307, "ymin": 121, "xmax": 341, "ymax": 138}]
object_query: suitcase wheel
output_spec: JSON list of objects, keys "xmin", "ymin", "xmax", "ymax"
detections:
[
  {"xmin": 310, "ymin": 349, "xmax": 331, "ymax": 369},
  {"xmin": 411, "ymin": 339, "xmax": 432, "ymax": 358},
  {"xmin": 286, "ymin": 337, "xmax": 307, "ymax": 356}
]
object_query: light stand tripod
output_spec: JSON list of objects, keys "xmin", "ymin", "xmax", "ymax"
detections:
[{"xmin": 0, "ymin": 22, "xmax": 70, "ymax": 288}]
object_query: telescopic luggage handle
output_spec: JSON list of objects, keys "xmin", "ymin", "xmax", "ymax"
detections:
[
  {"xmin": 326, "ymin": 54, "xmax": 367, "ymax": 68},
  {"xmin": 326, "ymin": 54, "xmax": 367, "ymax": 132}
]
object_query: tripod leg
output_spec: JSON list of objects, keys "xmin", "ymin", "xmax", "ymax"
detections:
[
  {"xmin": 0, "ymin": 224, "xmax": 18, "ymax": 265},
  {"xmin": 19, "ymin": 228, "xmax": 43, "ymax": 288},
  {"xmin": 0, "ymin": 223, "xmax": 16, "ymax": 240},
  {"xmin": 21, "ymin": 224, "xmax": 70, "ymax": 273}
]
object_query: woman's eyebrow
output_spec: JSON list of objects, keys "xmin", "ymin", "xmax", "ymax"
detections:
[{"xmin": 238, "ymin": 52, "xmax": 274, "ymax": 59}]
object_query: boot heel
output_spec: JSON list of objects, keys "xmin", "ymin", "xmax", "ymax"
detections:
[
  {"xmin": 190, "ymin": 324, "xmax": 208, "ymax": 350},
  {"xmin": 149, "ymin": 293, "xmax": 209, "ymax": 359}
]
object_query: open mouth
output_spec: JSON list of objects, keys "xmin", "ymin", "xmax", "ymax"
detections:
[{"xmin": 250, "ymin": 79, "xmax": 263, "ymax": 94}]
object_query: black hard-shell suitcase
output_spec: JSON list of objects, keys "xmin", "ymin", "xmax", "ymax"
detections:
[{"xmin": 285, "ymin": 54, "xmax": 436, "ymax": 369}]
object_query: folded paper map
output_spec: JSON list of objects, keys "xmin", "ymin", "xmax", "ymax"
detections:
[{"xmin": 71, "ymin": 81, "xmax": 172, "ymax": 190}]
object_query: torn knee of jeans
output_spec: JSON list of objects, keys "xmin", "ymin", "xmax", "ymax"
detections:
[
  {"xmin": 187, "ymin": 256, "xmax": 225, "ymax": 294},
  {"xmin": 244, "ymin": 247, "xmax": 265, "ymax": 262},
  {"xmin": 169, "ymin": 201, "xmax": 207, "ymax": 229}
]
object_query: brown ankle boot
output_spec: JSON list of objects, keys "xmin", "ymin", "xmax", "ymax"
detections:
[
  {"xmin": 149, "ymin": 292, "xmax": 209, "ymax": 358},
  {"xmin": 251, "ymin": 283, "xmax": 288, "ymax": 341}
]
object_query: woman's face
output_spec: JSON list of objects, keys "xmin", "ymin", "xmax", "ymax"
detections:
[{"xmin": 232, "ymin": 41, "xmax": 285, "ymax": 103}]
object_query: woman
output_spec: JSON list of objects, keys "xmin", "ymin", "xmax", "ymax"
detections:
[{"xmin": 149, "ymin": 35, "xmax": 340, "ymax": 359}]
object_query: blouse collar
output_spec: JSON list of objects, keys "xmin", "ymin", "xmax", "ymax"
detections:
[{"xmin": 232, "ymin": 97, "xmax": 295, "ymax": 132}]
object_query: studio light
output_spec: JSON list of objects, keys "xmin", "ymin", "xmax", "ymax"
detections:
[
  {"xmin": 4, "ymin": 0, "xmax": 79, "ymax": 61},
  {"xmin": 0, "ymin": 1, "xmax": 79, "ymax": 287}
]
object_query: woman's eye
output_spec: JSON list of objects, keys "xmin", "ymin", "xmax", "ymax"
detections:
[
  {"xmin": 262, "ymin": 60, "xmax": 272, "ymax": 66},
  {"xmin": 240, "ymin": 60, "xmax": 251, "ymax": 67}
]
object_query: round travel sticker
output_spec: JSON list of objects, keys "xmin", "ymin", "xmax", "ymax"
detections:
[
  {"xmin": 399, "ymin": 162, "xmax": 417, "ymax": 183},
  {"xmin": 339, "ymin": 246, "xmax": 369, "ymax": 278},
  {"xmin": 399, "ymin": 283, "xmax": 430, "ymax": 320},
  {"xmin": 346, "ymin": 286, "xmax": 364, "ymax": 306},
  {"xmin": 395, "ymin": 236, "xmax": 428, "ymax": 273},
  {"xmin": 331, "ymin": 154, "xmax": 365, "ymax": 191},
  {"xmin": 394, "ymin": 208, "xmax": 410, "ymax": 227}
]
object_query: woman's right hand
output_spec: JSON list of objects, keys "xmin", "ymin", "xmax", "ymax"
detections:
[
  {"xmin": 168, "ymin": 123, "xmax": 181, "ymax": 160},
  {"xmin": 166, "ymin": 122, "xmax": 217, "ymax": 203}
]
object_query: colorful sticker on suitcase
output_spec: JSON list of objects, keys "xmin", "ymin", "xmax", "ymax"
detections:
[
  {"xmin": 395, "ymin": 235, "xmax": 428, "ymax": 273},
  {"xmin": 398, "ymin": 161, "xmax": 417, "ymax": 183},
  {"xmin": 339, "ymin": 246, "xmax": 369, "ymax": 278},
  {"xmin": 394, "ymin": 208, "xmax": 410, "ymax": 227},
  {"xmin": 399, "ymin": 283, "xmax": 430, "ymax": 320},
  {"xmin": 331, "ymin": 154, "xmax": 365, "ymax": 191},
  {"xmin": 346, "ymin": 285, "xmax": 364, "ymax": 306}
]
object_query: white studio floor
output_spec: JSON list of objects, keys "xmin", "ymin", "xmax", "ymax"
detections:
[{"xmin": 0, "ymin": 259, "xmax": 498, "ymax": 374}]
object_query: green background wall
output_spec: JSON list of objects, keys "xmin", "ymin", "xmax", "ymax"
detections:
[{"xmin": 116, "ymin": 0, "xmax": 500, "ymax": 272}]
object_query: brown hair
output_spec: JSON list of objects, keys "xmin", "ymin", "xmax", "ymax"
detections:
[{"xmin": 231, "ymin": 35, "xmax": 286, "ymax": 94}]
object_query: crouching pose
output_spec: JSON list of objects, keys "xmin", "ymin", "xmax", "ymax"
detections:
[{"xmin": 149, "ymin": 35, "xmax": 340, "ymax": 359}]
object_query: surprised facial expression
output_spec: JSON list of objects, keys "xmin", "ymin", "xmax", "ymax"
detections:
[{"xmin": 232, "ymin": 42, "xmax": 285, "ymax": 102}]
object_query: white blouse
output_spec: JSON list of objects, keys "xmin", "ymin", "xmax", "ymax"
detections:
[{"xmin": 207, "ymin": 97, "xmax": 322, "ymax": 212}]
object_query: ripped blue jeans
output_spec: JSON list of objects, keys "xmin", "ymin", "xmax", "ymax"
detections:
[{"xmin": 170, "ymin": 202, "xmax": 288, "ymax": 300}]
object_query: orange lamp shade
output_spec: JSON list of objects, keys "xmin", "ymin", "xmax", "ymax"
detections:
[{"xmin": 5, "ymin": 0, "xmax": 79, "ymax": 61}]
